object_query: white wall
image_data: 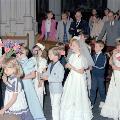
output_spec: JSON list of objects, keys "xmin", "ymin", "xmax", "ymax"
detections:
[
  {"xmin": 0, "ymin": 0, "xmax": 37, "ymax": 49},
  {"xmin": 107, "ymin": 0, "xmax": 120, "ymax": 12}
]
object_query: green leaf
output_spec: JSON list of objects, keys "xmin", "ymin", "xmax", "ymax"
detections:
[{"xmin": 6, "ymin": 49, "xmax": 15, "ymax": 59}]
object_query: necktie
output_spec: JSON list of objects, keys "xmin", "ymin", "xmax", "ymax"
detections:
[{"xmin": 76, "ymin": 21, "xmax": 80, "ymax": 27}]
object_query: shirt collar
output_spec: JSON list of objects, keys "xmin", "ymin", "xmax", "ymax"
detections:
[
  {"xmin": 110, "ymin": 20, "xmax": 114, "ymax": 26},
  {"xmin": 77, "ymin": 20, "xmax": 81, "ymax": 23},
  {"xmin": 96, "ymin": 51, "xmax": 102, "ymax": 55}
]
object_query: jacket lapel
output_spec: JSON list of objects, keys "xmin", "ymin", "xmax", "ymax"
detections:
[{"xmin": 50, "ymin": 61, "xmax": 59, "ymax": 75}]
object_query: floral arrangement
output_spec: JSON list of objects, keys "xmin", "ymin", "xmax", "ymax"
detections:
[
  {"xmin": 0, "ymin": 39, "xmax": 21, "ymax": 77},
  {"xmin": 0, "ymin": 39, "xmax": 21, "ymax": 58}
]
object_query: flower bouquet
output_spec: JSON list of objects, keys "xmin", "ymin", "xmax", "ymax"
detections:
[{"xmin": 0, "ymin": 39, "xmax": 21, "ymax": 77}]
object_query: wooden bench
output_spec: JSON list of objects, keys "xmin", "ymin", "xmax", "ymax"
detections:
[{"xmin": 35, "ymin": 34, "xmax": 69, "ymax": 51}]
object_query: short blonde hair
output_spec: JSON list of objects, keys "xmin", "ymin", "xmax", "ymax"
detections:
[{"xmin": 49, "ymin": 47, "xmax": 61, "ymax": 59}]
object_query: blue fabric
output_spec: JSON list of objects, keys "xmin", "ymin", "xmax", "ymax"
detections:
[
  {"xmin": 59, "ymin": 56, "xmax": 67, "ymax": 67},
  {"xmin": 47, "ymin": 61, "xmax": 65, "ymax": 94},
  {"xmin": 19, "ymin": 57, "xmax": 46, "ymax": 120},
  {"xmin": 63, "ymin": 22, "xmax": 68, "ymax": 43},
  {"xmin": 90, "ymin": 52, "xmax": 106, "ymax": 105},
  {"xmin": 92, "ymin": 53, "xmax": 107, "ymax": 77},
  {"xmin": 69, "ymin": 19, "xmax": 90, "ymax": 37},
  {"xmin": 90, "ymin": 76, "xmax": 106, "ymax": 105},
  {"xmin": 6, "ymin": 77, "xmax": 18, "ymax": 92}
]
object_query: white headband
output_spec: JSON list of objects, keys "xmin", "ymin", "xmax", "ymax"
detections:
[{"xmin": 36, "ymin": 43, "xmax": 45, "ymax": 51}]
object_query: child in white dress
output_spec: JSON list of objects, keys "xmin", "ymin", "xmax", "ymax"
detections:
[
  {"xmin": 72, "ymin": 35, "xmax": 94, "ymax": 96},
  {"xmin": 60, "ymin": 38, "xmax": 93, "ymax": 120},
  {"xmin": 101, "ymin": 40, "xmax": 120, "ymax": 120},
  {"xmin": 0, "ymin": 57, "xmax": 33, "ymax": 120},
  {"xmin": 33, "ymin": 43, "xmax": 47, "ymax": 108}
]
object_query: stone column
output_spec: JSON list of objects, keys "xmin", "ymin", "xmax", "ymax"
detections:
[
  {"xmin": 16, "ymin": 0, "xmax": 25, "ymax": 23},
  {"xmin": 0, "ymin": 0, "xmax": 7, "ymax": 23},
  {"xmin": 24, "ymin": 0, "xmax": 35, "ymax": 49},
  {"xmin": 0, "ymin": 0, "xmax": 7, "ymax": 35},
  {"xmin": 10, "ymin": 0, "xmax": 16, "ymax": 20},
  {"xmin": 107, "ymin": 0, "xmax": 120, "ymax": 12},
  {"xmin": 31, "ymin": 0, "xmax": 38, "ymax": 34},
  {"xmin": 10, "ymin": 0, "xmax": 17, "ymax": 34},
  {"xmin": 49, "ymin": 0, "xmax": 61, "ymax": 21}
]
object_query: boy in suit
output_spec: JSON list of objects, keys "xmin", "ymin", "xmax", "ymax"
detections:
[
  {"xmin": 42, "ymin": 47, "xmax": 65, "ymax": 120},
  {"xmin": 90, "ymin": 40, "xmax": 107, "ymax": 108}
]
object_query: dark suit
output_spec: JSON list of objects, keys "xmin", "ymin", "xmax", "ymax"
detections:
[
  {"xmin": 90, "ymin": 52, "xmax": 107, "ymax": 105},
  {"xmin": 69, "ymin": 19, "xmax": 90, "ymax": 37}
]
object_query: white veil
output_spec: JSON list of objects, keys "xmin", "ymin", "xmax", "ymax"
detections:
[{"xmin": 73, "ymin": 36, "xmax": 94, "ymax": 67}]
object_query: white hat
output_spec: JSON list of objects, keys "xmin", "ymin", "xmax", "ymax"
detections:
[{"xmin": 36, "ymin": 43, "xmax": 45, "ymax": 51}]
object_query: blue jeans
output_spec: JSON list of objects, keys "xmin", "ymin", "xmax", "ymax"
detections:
[{"xmin": 90, "ymin": 75, "xmax": 106, "ymax": 105}]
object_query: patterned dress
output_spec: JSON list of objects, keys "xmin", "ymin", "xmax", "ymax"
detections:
[{"xmin": 4, "ymin": 76, "xmax": 33, "ymax": 120}]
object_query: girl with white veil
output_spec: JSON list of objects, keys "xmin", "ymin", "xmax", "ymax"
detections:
[
  {"xmin": 60, "ymin": 37, "xmax": 93, "ymax": 120},
  {"xmin": 72, "ymin": 35, "xmax": 94, "ymax": 95}
]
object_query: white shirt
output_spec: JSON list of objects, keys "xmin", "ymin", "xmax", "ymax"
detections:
[
  {"xmin": 110, "ymin": 21, "xmax": 114, "ymax": 26},
  {"xmin": 95, "ymin": 51, "xmax": 102, "ymax": 61},
  {"xmin": 45, "ymin": 19, "xmax": 51, "ymax": 32}
]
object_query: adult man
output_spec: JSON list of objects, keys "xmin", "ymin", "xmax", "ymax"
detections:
[
  {"xmin": 98, "ymin": 11, "xmax": 120, "ymax": 51},
  {"xmin": 69, "ymin": 10, "xmax": 90, "ymax": 37}
]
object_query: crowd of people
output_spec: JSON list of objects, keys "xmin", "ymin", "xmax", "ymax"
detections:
[{"xmin": 0, "ymin": 8, "xmax": 120, "ymax": 120}]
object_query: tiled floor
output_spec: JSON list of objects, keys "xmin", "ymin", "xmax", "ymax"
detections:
[{"xmin": 44, "ymin": 83, "xmax": 113, "ymax": 120}]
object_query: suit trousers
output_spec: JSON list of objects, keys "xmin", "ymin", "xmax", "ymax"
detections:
[
  {"xmin": 50, "ymin": 93, "xmax": 62, "ymax": 120},
  {"xmin": 90, "ymin": 75, "xmax": 106, "ymax": 105}
]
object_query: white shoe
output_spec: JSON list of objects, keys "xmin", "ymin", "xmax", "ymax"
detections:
[{"xmin": 99, "ymin": 102, "xmax": 104, "ymax": 108}]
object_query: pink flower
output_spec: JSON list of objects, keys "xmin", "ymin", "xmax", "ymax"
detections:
[
  {"xmin": 13, "ymin": 44, "xmax": 20, "ymax": 51},
  {"xmin": 4, "ymin": 48, "xmax": 11, "ymax": 53}
]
